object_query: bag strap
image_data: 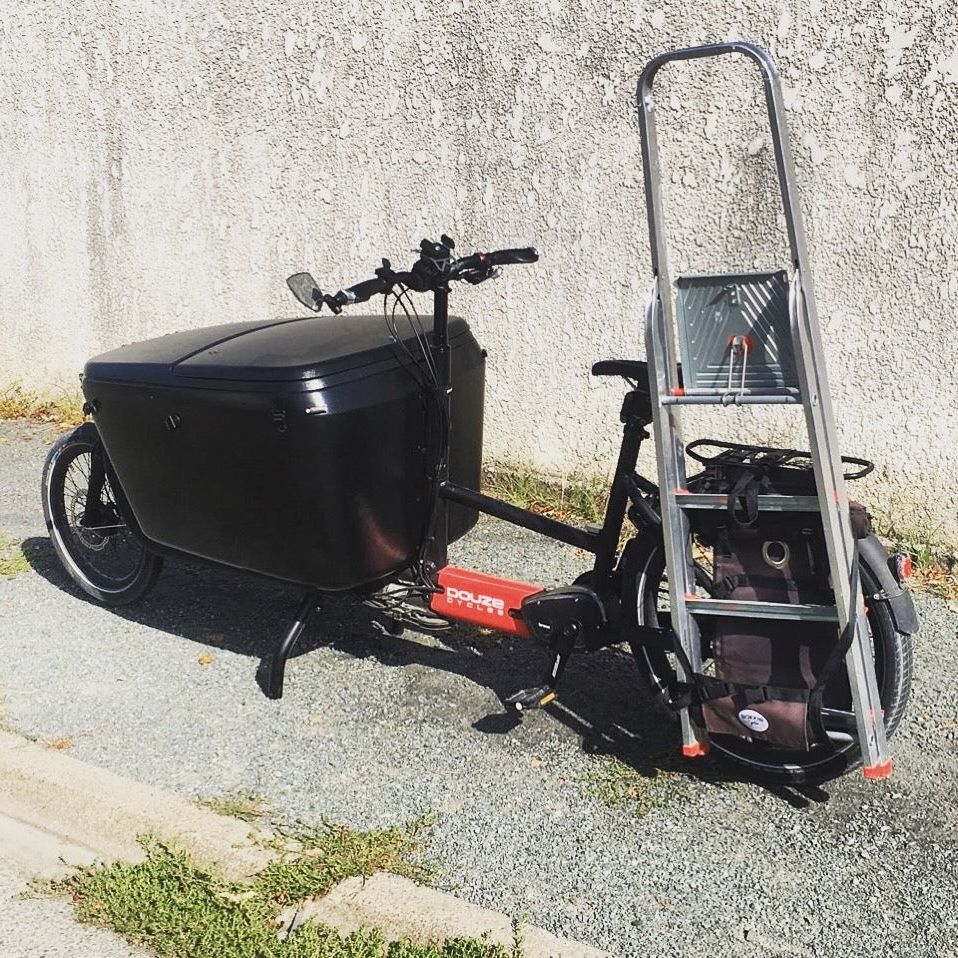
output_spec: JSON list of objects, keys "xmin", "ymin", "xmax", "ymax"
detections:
[
  {"xmin": 726, "ymin": 470, "xmax": 763, "ymax": 530},
  {"xmin": 807, "ymin": 548, "xmax": 863, "ymax": 743},
  {"xmin": 694, "ymin": 674, "xmax": 812, "ymax": 706}
]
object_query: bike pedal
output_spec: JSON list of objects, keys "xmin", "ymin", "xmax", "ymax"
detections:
[{"xmin": 504, "ymin": 685, "xmax": 556, "ymax": 713}]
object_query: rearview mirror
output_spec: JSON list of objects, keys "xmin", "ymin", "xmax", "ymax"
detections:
[{"xmin": 287, "ymin": 272, "xmax": 323, "ymax": 312}]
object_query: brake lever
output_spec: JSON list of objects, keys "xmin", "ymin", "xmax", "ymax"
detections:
[
  {"xmin": 461, "ymin": 266, "xmax": 501, "ymax": 286},
  {"xmin": 323, "ymin": 295, "xmax": 343, "ymax": 315}
]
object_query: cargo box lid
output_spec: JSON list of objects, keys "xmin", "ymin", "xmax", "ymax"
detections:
[
  {"xmin": 85, "ymin": 315, "xmax": 470, "ymax": 386},
  {"xmin": 176, "ymin": 315, "xmax": 469, "ymax": 382}
]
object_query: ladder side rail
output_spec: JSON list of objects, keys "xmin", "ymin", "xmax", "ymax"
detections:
[
  {"xmin": 637, "ymin": 55, "xmax": 704, "ymax": 752},
  {"xmin": 747, "ymin": 37, "xmax": 872, "ymax": 635},
  {"xmin": 788, "ymin": 278, "xmax": 855, "ymax": 589},
  {"xmin": 750, "ymin": 40, "xmax": 889, "ymax": 770},
  {"xmin": 644, "ymin": 287, "xmax": 707, "ymax": 755},
  {"xmin": 790, "ymin": 279, "xmax": 890, "ymax": 769},
  {"xmin": 754, "ymin": 40, "xmax": 868, "ymax": 624},
  {"xmin": 636, "ymin": 51, "xmax": 680, "ymax": 388}
]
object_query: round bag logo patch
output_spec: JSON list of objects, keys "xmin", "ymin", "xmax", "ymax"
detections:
[{"xmin": 737, "ymin": 708, "xmax": 770, "ymax": 733}]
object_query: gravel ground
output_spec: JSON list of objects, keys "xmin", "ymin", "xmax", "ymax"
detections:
[{"xmin": 1, "ymin": 419, "xmax": 956, "ymax": 957}]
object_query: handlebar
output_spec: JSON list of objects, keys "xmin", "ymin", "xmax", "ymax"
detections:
[
  {"xmin": 450, "ymin": 247, "xmax": 539, "ymax": 272},
  {"xmin": 488, "ymin": 247, "xmax": 539, "ymax": 265},
  {"xmin": 302, "ymin": 236, "xmax": 539, "ymax": 314}
]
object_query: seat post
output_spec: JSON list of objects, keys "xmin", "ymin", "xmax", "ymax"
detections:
[{"xmin": 590, "ymin": 390, "xmax": 650, "ymax": 583}]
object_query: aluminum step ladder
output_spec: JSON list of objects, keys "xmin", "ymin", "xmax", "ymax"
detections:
[{"xmin": 636, "ymin": 41, "xmax": 892, "ymax": 778}]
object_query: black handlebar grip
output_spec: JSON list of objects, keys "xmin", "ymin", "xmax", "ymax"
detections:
[
  {"xmin": 339, "ymin": 276, "xmax": 389, "ymax": 305},
  {"xmin": 487, "ymin": 247, "xmax": 539, "ymax": 266}
]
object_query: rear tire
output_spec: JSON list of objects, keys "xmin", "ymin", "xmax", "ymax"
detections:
[
  {"xmin": 42, "ymin": 422, "xmax": 163, "ymax": 605},
  {"xmin": 630, "ymin": 543, "xmax": 912, "ymax": 785}
]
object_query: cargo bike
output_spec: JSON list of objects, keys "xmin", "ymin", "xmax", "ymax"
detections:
[{"xmin": 42, "ymin": 42, "xmax": 917, "ymax": 785}]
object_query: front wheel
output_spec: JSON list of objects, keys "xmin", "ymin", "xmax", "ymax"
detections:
[
  {"xmin": 42, "ymin": 422, "xmax": 163, "ymax": 605},
  {"xmin": 628, "ymin": 542, "xmax": 913, "ymax": 785}
]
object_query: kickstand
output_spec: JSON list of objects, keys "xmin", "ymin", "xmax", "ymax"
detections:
[{"xmin": 262, "ymin": 592, "xmax": 321, "ymax": 700}]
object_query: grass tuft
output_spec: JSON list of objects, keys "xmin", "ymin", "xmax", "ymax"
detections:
[
  {"xmin": 54, "ymin": 822, "xmax": 512, "ymax": 958},
  {"xmin": 0, "ymin": 693, "xmax": 19, "ymax": 737},
  {"xmin": 195, "ymin": 791, "xmax": 276, "ymax": 825},
  {"xmin": 0, "ymin": 382, "xmax": 84, "ymax": 428},
  {"xmin": 481, "ymin": 463, "xmax": 609, "ymax": 526},
  {"xmin": 583, "ymin": 755, "xmax": 692, "ymax": 814},
  {"xmin": 0, "ymin": 533, "xmax": 31, "ymax": 579},
  {"xmin": 254, "ymin": 817, "xmax": 437, "ymax": 906}
]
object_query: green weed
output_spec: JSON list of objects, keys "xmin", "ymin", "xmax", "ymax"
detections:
[
  {"xmin": 54, "ymin": 822, "xmax": 512, "ymax": 958},
  {"xmin": 583, "ymin": 755, "xmax": 691, "ymax": 814},
  {"xmin": 195, "ymin": 791, "xmax": 276, "ymax": 825},
  {"xmin": 884, "ymin": 522, "xmax": 958, "ymax": 600},
  {"xmin": 0, "ymin": 534, "xmax": 31, "ymax": 579},
  {"xmin": 481, "ymin": 463, "xmax": 609, "ymax": 526},
  {"xmin": 254, "ymin": 818, "xmax": 437, "ymax": 907}
]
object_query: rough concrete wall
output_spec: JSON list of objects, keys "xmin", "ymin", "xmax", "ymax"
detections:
[{"xmin": 1, "ymin": 0, "xmax": 956, "ymax": 540}]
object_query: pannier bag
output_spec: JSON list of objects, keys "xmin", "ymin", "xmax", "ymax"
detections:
[{"xmin": 683, "ymin": 441, "xmax": 873, "ymax": 751}]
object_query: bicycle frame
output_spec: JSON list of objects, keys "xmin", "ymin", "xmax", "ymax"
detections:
[{"xmin": 420, "ymin": 283, "xmax": 653, "ymax": 634}]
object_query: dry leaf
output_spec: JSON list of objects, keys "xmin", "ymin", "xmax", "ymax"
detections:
[{"xmin": 197, "ymin": 653, "xmax": 214, "ymax": 666}]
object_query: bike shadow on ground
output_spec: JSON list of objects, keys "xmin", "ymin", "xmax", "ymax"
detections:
[{"xmin": 24, "ymin": 536, "xmax": 830, "ymax": 810}]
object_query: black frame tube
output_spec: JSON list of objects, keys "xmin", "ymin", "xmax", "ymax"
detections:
[
  {"xmin": 439, "ymin": 481, "xmax": 600, "ymax": 553},
  {"xmin": 438, "ymin": 409, "xmax": 648, "ymax": 588},
  {"xmin": 426, "ymin": 267, "xmax": 650, "ymax": 591},
  {"xmin": 423, "ymin": 285, "xmax": 452, "ymax": 572},
  {"xmin": 589, "ymin": 418, "xmax": 646, "ymax": 582}
]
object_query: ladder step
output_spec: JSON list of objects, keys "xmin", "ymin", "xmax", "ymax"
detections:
[
  {"xmin": 661, "ymin": 393, "xmax": 801, "ymax": 406},
  {"xmin": 685, "ymin": 597, "xmax": 838, "ymax": 621},
  {"xmin": 674, "ymin": 493, "xmax": 820, "ymax": 512},
  {"xmin": 820, "ymin": 708, "xmax": 857, "ymax": 734}
]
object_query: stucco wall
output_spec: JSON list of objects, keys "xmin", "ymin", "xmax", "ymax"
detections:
[{"xmin": 1, "ymin": 1, "xmax": 956, "ymax": 540}]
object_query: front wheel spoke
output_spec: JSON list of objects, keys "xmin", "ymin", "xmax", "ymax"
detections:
[{"xmin": 50, "ymin": 443, "xmax": 153, "ymax": 593}]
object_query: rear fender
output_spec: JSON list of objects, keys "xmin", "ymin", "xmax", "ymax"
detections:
[{"xmin": 858, "ymin": 534, "xmax": 920, "ymax": 635}]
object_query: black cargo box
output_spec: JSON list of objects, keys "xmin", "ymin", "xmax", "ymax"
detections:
[{"xmin": 82, "ymin": 314, "xmax": 484, "ymax": 592}]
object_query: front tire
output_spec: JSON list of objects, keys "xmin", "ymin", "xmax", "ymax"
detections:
[
  {"xmin": 629, "ymin": 542, "xmax": 913, "ymax": 785},
  {"xmin": 42, "ymin": 422, "xmax": 163, "ymax": 605}
]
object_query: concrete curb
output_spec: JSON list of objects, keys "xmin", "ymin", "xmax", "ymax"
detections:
[
  {"xmin": 286, "ymin": 873, "xmax": 610, "ymax": 957},
  {"xmin": 0, "ymin": 731, "xmax": 270, "ymax": 880},
  {"xmin": 0, "ymin": 731, "xmax": 611, "ymax": 957}
]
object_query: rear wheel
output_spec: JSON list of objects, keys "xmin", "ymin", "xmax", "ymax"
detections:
[
  {"xmin": 630, "ymin": 543, "xmax": 912, "ymax": 785},
  {"xmin": 42, "ymin": 422, "xmax": 162, "ymax": 605}
]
